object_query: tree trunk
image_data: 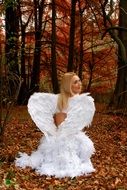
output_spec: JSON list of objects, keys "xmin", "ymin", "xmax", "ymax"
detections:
[
  {"xmin": 17, "ymin": 26, "xmax": 28, "ymax": 104},
  {"xmin": 5, "ymin": 1, "xmax": 19, "ymax": 97},
  {"xmin": 17, "ymin": 2, "xmax": 33, "ymax": 104},
  {"xmin": 110, "ymin": 0, "xmax": 127, "ymax": 108},
  {"xmin": 30, "ymin": 0, "xmax": 45, "ymax": 93},
  {"xmin": 51, "ymin": 0, "xmax": 59, "ymax": 93},
  {"xmin": 67, "ymin": 0, "xmax": 77, "ymax": 72},
  {"xmin": 78, "ymin": 0, "xmax": 84, "ymax": 80},
  {"xmin": 5, "ymin": 2, "xmax": 19, "ymax": 75}
]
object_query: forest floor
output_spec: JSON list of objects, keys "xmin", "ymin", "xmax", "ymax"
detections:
[{"xmin": 0, "ymin": 104, "xmax": 127, "ymax": 190}]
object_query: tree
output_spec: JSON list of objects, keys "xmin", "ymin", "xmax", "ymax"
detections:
[
  {"xmin": 17, "ymin": 0, "xmax": 33, "ymax": 104},
  {"xmin": 111, "ymin": 0, "xmax": 127, "ymax": 108},
  {"xmin": 100, "ymin": 0, "xmax": 127, "ymax": 108},
  {"xmin": 77, "ymin": 0, "xmax": 86, "ymax": 80},
  {"xmin": 5, "ymin": 0, "xmax": 19, "ymax": 75},
  {"xmin": 50, "ymin": 0, "xmax": 59, "ymax": 93},
  {"xmin": 67, "ymin": 0, "xmax": 77, "ymax": 72},
  {"xmin": 30, "ymin": 0, "xmax": 45, "ymax": 93},
  {"xmin": 4, "ymin": 0, "xmax": 21, "ymax": 108}
]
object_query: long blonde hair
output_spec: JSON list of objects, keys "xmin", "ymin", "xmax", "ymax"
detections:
[{"xmin": 57, "ymin": 72, "xmax": 76, "ymax": 111}]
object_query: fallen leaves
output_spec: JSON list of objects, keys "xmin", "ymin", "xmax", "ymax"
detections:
[{"xmin": 0, "ymin": 105, "xmax": 127, "ymax": 190}]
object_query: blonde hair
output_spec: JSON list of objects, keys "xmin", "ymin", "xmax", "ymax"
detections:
[{"xmin": 57, "ymin": 72, "xmax": 76, "ymax": 111}]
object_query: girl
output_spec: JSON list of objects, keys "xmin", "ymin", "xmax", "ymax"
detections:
[{"xmin": 15, "ymin": 72, "xmax": 95, "ymax": 178}]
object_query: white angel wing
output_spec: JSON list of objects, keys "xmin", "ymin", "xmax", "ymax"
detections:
[
  {"xmin": 57, "ymin": 93, "xmax": 95, "ymax": 135},
  {"xmin": 27, "ymin": 93, "xmax": 58, "ymax": 138}
]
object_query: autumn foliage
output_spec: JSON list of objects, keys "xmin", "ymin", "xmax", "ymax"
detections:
[
  {"xmin": 0, "ymin": 0, "xmax": 119, "ymax": 100},
  {"xmin": 0, "ymin": 105, "xmax": 127, "ymax": 189}
]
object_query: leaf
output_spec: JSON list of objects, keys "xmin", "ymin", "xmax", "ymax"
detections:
[
  {"xmin": 5, "ymin": 178, "xmax": 12, "ymax": 186},
  {"xmin": 48, "ymin": 185, "xmax": 54, "ymax": 190}
]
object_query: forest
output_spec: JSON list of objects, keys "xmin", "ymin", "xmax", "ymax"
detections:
[{"xmin": 0, "ymin": 0, "xmax": 127, "ymax": 189}]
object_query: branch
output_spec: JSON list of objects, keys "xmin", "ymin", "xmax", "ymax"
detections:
[{"xmin": 102, "ymin": 26, "xmax": 127, "ymax": 39}]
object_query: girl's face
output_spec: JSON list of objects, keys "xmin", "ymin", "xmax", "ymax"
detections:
[{"xmin": 71, "ymin": 75, "xmax": 82, "ymax": 95}]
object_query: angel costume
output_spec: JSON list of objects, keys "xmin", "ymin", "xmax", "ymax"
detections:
[{"xmin": 15, "ymin": 92, "xmax": 95, "ymax": 178}]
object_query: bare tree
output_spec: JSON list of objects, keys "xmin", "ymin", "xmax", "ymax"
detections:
[
  {"xmin": 100, "ymin": 0, "xmax": 127, "ymax": 108},
  {"xmin": 5, "ymin": 0, "xmax": 19, "ymax": 76},
  {"xmin": 67, "ymin": 0, "xmax": 77, "ymax": 72},
  {"xmin": 50, "ymin": 0, "xmax": 59, "ymax": 93},
  {"xmin": 17, "ymin": 0, "xmax": 33, "ymax": 104},
  {"xmin": 30, "ymin": 0, "xmax": 45, "ymax": 93},
  {"xmin": 110, "ymin": 0, "xmax": 127, "ymax": 108},
  {"xmin": 78, "ymin": 0, "xmax": 86, "ymax": 80}
]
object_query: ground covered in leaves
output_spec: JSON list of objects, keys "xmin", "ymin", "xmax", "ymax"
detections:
[{"xmin": 0, "ymin": 104, "xmax": 127, "ymax": 190}]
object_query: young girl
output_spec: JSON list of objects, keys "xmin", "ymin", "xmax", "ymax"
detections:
[{"xmin": 15, "ymin": 72, "xmax": 95, "ymax": 178}]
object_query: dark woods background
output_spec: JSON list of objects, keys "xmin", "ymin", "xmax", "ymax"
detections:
[{"xmin": 0, "ymin": 0, "xmax": 127, "ymax": 108}]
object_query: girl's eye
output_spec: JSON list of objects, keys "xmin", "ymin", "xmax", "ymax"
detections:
[{"xmin": 74, "ymin": 80, "xmax": 81, "ymax": 84}]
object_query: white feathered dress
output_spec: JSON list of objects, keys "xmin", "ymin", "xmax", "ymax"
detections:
[{"xmin": 15, "ymin": 93, "xmax": 95, "ymax": 178}]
